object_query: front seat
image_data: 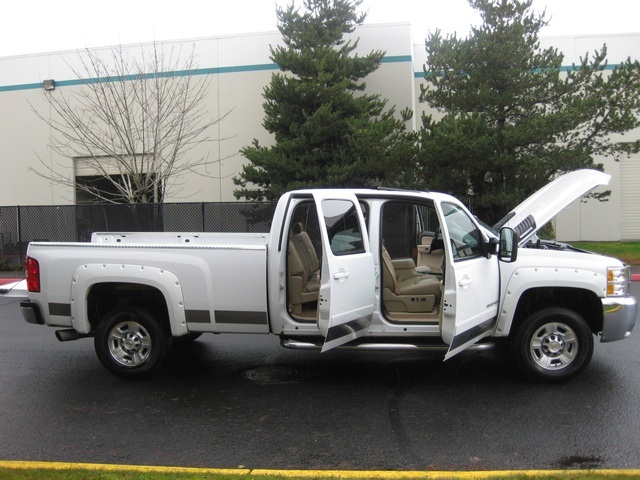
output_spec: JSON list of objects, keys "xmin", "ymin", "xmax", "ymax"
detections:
[{"xmin": 381, "ymin": 247, "xmax": 441, "ymax": 314}]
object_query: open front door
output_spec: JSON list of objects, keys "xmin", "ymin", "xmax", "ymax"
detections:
[
  {"xmin": 439, "ymin": 202, "xmax": 500, "ymax": 360},
  {"xmin": 313, "ymin": 192, "xmax": 375, "ymax": 352}
]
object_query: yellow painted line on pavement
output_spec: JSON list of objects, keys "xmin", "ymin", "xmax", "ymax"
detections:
[
  {"xmin": 0, "ymin": 460, "xmax": 250, "ymax": 475},
  {"xmin": 1, "ymin": 461, "xmax": 640, "ymax": 478}
]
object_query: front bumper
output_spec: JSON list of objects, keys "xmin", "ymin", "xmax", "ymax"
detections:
[{"xmin": 600, "ymin": 296, "xmax": 637, "ymax": 342}]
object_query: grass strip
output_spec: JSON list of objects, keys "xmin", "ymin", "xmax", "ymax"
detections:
[
  {"xmin": 571, "ymin": 242, "xmax": 640, "ymax": 266},
  {"xmin": 2, "ymin": 464, "xmax": 640, "ymax": 480}
]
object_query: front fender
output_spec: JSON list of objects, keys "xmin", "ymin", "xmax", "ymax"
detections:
[
  {"xmin": 71, "ymin": 263, "xmax": 187, "ymax": 336},
  {"xmin": 496, "ymin": 266, "xmax": 605, "ymax": 336}
]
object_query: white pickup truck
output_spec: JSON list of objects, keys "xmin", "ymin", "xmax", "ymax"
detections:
[{"xmin": 4, "ymin": 169, "xmax": 637, "ymax": 382}]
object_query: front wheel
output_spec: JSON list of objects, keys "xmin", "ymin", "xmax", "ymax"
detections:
[
  {"xmin": 94, "ymin": 307, "xmax": 170, "ymax": 379},
  {"xmin": 513, "ymin": 307, "xmax": 594, "ymax": 383}
]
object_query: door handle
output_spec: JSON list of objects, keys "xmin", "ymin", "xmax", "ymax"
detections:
[
  {"xmin": 458, "ymin": 275, "xmax": 472, "ymax": 288},
  {"xmin": 333, "ymin": 269, "xmax": 350, "ymax": 282}
]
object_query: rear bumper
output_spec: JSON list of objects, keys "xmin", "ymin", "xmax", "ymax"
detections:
[
  {"xmin": 600, "ymin": 296, "xmax": 637, "ymax": 342},
  {"xmin": 20, "ymin": 300, "xmax": 45, "ymax": 325}
]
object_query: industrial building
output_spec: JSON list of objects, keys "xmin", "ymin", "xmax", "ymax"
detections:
[{"xmin": 0, "ymin": 23, "xmax": 638, "ymax": 240}]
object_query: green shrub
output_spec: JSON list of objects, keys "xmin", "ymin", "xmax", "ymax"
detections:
[{"xmin": 0, "ymin": 257, "xmax": 23, "ymax": 272}]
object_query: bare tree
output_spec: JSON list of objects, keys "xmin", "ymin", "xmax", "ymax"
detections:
[{"xmin": 32, "ymin": 42, "xmax": 224, "ymax": 204}]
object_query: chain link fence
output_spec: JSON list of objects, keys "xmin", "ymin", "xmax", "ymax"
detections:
[{"xmin": 0, "ymin": 202, "xmax": 276, "ymax": 268}]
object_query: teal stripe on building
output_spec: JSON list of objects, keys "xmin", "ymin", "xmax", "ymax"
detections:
[{"xmin": 0, "ymin": 55, "xmax": 413, "ymax": 93}]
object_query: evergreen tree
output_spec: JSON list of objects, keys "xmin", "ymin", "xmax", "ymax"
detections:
[
  {"xmin": 234, "ymin": 0, "xmax": 414, "ymax": 200},
  {"xmin": 416, "ymin": 0, "xmax": 640, "ymax": 224}
]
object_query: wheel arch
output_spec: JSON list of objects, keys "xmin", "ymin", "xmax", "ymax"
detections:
[
  {"xmin": 509, "ymin": 286, "xmax": 603, "ymax": 337},
  {"xmin": 71, "ymin": 263, "xmax": 187, "ymax": 336},
  {"xmin": 87, "ymin": 282, "xmax": 170, "ymax": 334}
]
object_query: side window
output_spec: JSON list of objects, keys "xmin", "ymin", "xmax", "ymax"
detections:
[
  {"xmin": 381, "ymin": 201, "xmax": 438, "ymax": 258},
  {"xmin": 441, "ymin": 202, "xmax": 482, "ymax": 261},
  {"xmin": 321, "ymin": 199, "xmax": 365, "ymax": 255}
]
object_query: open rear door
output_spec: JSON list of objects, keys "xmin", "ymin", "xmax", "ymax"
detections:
[{"xmin": 313, "ymin": 192, "xmax": 375, "ymax": 352}]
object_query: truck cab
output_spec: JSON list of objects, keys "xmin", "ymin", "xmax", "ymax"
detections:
[{"xmin": 271, "ymin": 189, "xmax": 505, "ymax": 356}]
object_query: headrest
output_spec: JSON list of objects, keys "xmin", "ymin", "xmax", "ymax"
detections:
[{"xmin": 292, "ymin": 222, "xmax": 303, "ymax": 234}]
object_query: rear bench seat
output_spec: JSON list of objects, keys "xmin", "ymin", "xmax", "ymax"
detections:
[{"xmin": 287, "ymin": 223, "xmax": 320, "ymax": 315}]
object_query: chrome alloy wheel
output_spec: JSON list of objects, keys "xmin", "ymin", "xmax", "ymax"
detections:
[
  {"xmin": 529, "ymin": 322, "xmax": 578, "ymax": 370},
  {"xmin": 107, "ymin": 321, "xmax": 153, "ymax": 367}
]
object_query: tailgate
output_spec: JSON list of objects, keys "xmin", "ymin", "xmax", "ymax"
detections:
[{"xmin": 0, "ymin": 278, "xmax": 28, "ymax": 298}]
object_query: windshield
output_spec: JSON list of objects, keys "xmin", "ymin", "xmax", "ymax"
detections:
[{"xmin": 475, "ymin": 217, "xmax": 499, "ymax": 239}]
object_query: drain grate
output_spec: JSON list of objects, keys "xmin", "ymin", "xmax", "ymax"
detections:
[{"xmin": 241, "ymin": 366, "xmax": 305, "ymax": 383}]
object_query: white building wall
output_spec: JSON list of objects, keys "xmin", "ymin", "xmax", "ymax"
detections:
[
  {"xmin": 0, "ymin": 23, "xmax": 415, "ymax": 205},
  {"xmin": 620, "ymin": 152, "xmax": 640, "ymax": 240}
]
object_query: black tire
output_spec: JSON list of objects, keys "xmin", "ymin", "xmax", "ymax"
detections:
[
  {"xmin": 513, "ymin": 307, "xmax": 594, "ymax": 383},
  {"xmin": 94, "ymin": 306, "xmax": 171, "ymax": 379}
]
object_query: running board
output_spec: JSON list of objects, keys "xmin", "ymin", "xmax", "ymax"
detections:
[{"xmin": 280, "ymin": 337, "xmax": 495, "ymax": 352}]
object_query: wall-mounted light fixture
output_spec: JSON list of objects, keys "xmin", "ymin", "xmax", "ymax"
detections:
[{"xmin": 42, "ymin": 79, "xmax": 56, "ymax": 91}]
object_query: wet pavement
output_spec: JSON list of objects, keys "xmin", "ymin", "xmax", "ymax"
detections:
[{"xmin": 0, "ymin": 283, "xmax": 639, "ymax": 471}]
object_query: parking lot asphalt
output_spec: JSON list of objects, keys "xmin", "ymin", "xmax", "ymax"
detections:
[{"xmin": 1, "ymin": 281, "xmax": 640, "ymax": 471}]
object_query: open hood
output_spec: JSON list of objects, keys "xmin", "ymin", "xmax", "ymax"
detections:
[{"xmin": 493, "ymin": 169, "xmax": 611, "ymax": 246}]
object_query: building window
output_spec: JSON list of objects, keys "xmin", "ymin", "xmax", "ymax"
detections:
[{"xmin": 74, "ymin": 157, "xmax": 160, "ymax": 204}]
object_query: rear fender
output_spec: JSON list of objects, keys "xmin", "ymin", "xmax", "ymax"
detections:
[{"xmin": 71, "ymin": 263, "xmax": 187, "ymax": 336}]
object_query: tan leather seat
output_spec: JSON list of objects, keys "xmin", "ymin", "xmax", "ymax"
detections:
[
  {"xmin": 416, "ymin": 235, "xmax": 445, "ymax": 274},
  {"xmin": 382, "ymin": 247, "xmax": 441, "ymax": 314},
  {"xmin": 287, "ymin": 223, "xmax": 320, "ymax": 315}
]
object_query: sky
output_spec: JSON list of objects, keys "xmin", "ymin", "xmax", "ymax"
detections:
[{"xmin": 2, "ymin": 0, "xmax": 639, "ymax": 58}]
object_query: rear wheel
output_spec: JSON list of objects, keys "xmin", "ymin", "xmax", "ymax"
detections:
[
  {"xmin": 94, "ymin": 306, "xmax": 170, "ymax": 379},
  {"xmin": 513, "ymin": 307, "xmax": 593, "ymax": 383}
]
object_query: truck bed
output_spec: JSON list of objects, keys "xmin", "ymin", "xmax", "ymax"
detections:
[{"xmin": 26, "ymin": 232, "xmax": 271, "ymax": 335}]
